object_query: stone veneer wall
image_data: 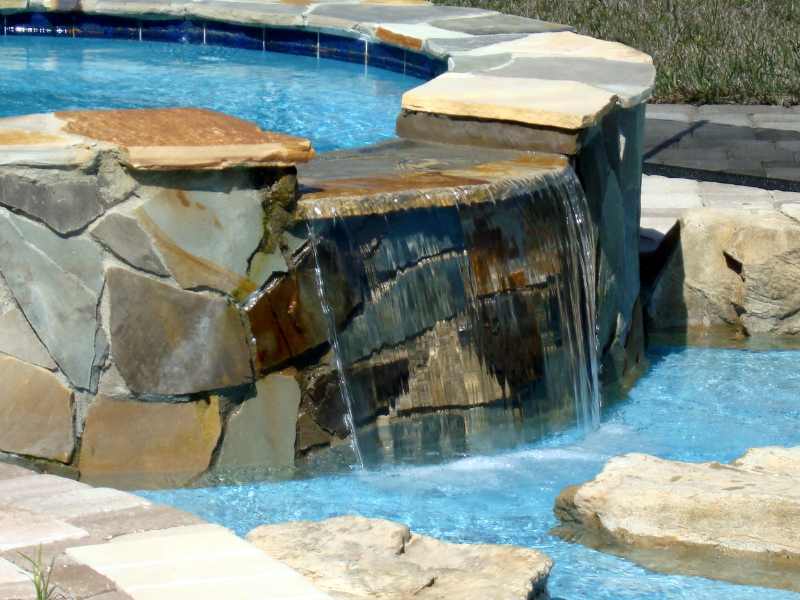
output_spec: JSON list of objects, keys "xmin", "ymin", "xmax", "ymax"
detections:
[{"xmin": 0, "ymin": 3, "xmax": 652, "ymax": 487}]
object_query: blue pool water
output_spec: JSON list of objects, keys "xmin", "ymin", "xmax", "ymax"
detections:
[
  {"xmin": 0, "ymin": 36, "xmax": 422, "ymax": 152},
  {"xmin": 140, "ymin": 347, "xmax": 800, "ymax": 599}
]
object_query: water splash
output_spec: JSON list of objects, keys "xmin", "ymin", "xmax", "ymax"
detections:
[{"xmin": 308, "ymin": 166, "xmax": 599, "ymax": 465}]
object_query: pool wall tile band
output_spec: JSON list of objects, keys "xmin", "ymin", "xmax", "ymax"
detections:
[{"xmin": 2, "ymin": 12, "xmax": 447, "ymax": 77}]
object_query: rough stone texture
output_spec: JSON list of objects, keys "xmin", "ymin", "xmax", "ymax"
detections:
[
  {"xmin": 0, "ymin": 209, "xmax": 101, "ymax": 389},
  {"xmin": 402, "ymin": 72, "xmax": 617, "ymax": 130},
  {"xmin": 247, "ymin": 515, "xmax": 553, "ymax": 600},
  {"xmin": 0, "ymin": 170, "xmax": 104, "ymax": 234},
  {"xmin": 135, "ymin": 184, "xmax": 265, "ymax": 297},
  {"xmin": 78, "ymin": 395, "xmax": 222, "ymax": 490},
  {"xmin": 465, "ymin": 31, "xmax": 654, "ymax": 65},
  {"xmin": 425, "ymin": 34, "xmax": 526, "ymax": 57},
  {"xmin": 485, "ymin": 56, "xmax": 656, "ymax": 108},
  {"xmin": 577, "ymin": 105, "xmax": 645, "ymax": 381},
  {"xmin": 0, "ymin": 307, "xmax": 58, "ymax": 370},
  {"xmin": 396, "ymin": 110, "xmax": 589, "ymax": 155},
  {"xmin": 90, "ymin": 212, "xmax": 170, "ymax": 277},
  {"xmin": 106, "ymin": 267, "xmax": 252, "ymax": 395},
  {"xmin": 54, "ymin": 108, "xmax": 315, "ymax": 169},
  {"xmin": 216, "ymin": 374, "xmax": 301, "ymax": 471},
  {"xmin": 0, "ymin": 355, "xmax": 76, "ymax": 464},
  {"xmin": 306, "ymin": 4, "xmax": 489, "ymax": 25},
  {"xmin": 429, "ymin": 14, "xmax": 570, "ymax": 35},
  {"xmin": 554, "ymin": 447, "xmax": 800, "ymax": 587},
  {"xmin": 246, "ymin": 249, "xmax": 340, "ymax": 371},
  {"xmin": 645, "ymin": 207, "xmax": 800, "ymax": 336}
]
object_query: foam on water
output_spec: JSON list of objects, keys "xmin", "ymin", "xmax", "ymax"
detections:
[
  {"xmin": 140, "ymin": 347, "xmax": 800, "ymax": 599},
  {"xmin": 0, "ymin": 36, "xmax": 422, "ymax": 152}
]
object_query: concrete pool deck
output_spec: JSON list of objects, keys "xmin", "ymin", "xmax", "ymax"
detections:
[{"xmin": 0, "ymin": 463, "xmax": 333, "ymax": 600}]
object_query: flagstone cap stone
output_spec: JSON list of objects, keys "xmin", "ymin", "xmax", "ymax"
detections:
[
  {"xmin": 0, "ymin": 2, "xmax": 654, "ymax": 146},
  {"xmin": 402, "ymin": 73, "xmax": 617, "ymax": 131},
  {"xmin": 0, "ymin": 109, "xmax": 315, "ymax": 170},
  {"xmin": 296, "ymin": 139, "xmax": 570, "ymax": 219}
]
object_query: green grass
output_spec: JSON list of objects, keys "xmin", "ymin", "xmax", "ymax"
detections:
[{"xmin": 432, "ymin": 0, "xmax": 800, "ymax": 106}]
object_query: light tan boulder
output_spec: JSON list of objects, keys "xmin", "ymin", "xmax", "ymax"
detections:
[
  {"xmin": 647, "ymin": 207, "xmax": 800, "ymax": 336},
  {"xmin": 246, "ymin": 515, "xmax": 552, "ymax": 600},
  {"xmin": 554, "ymin": 448, "xmax": 800, "ymax": 564}
]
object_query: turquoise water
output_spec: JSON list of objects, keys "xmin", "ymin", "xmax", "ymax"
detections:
[
  {"xmin": 0, "ymin": 37, "xmax": 422, "ymax": 152},
  {"xmin": 140, "ymin": 347, "xmax": 800, "ymax": 599}
]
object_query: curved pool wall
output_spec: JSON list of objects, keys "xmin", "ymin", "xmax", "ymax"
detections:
[{"xmin": 0, "ymin": 1, "xmax": 652, "ymax": 487}]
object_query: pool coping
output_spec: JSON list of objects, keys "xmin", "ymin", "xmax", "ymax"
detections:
[{"xmin": 0, "ymin": 0, "xmax": 655, "ymax": 167}]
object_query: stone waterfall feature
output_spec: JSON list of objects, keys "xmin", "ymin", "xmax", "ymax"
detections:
[
  {"xmin": 304, "ymin": 162, "xmax": 600, "ymax": 464},
  {"xmin": 0, "ymin": 106, "xmax": 645, "ymax": 488}
]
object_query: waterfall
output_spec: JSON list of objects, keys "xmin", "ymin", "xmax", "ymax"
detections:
[{"xmin": 308, "ymin": 166, "xmax": 599, "ymax": 466}]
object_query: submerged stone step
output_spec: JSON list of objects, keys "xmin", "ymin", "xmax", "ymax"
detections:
[{"xmin": 553, "ymin": 446, "xmax": 800, "ymax": 591}]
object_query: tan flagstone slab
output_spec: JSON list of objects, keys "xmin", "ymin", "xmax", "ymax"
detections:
[
  {"xmin": 0, "ymin": 118, "xmax": 92, "ymax": 166},
  {"xmin": 52, "ymin": 108, "xmax": 314, "ymax": 170},
  {"xmin": 464, "ymin": 31, "xmax": 653, "ymax": 64},
  {"xmin": 0, "ymin": 505, "xmax": 88, "ymax": 551},
  {"xmin": 67, "ymin": 525, "xmax": 333, "ymax": 600},
  {"xmin": 187, "ymin": 0, "xmax": 306, "ymax": 27},
  {"xmin": 0, "ymin": 124, "xmax": 91, "ymax": 166},
  {"xmin": 374, "ymin": 22, "xmax": 471, "ymax": 51},
  {"xmin": 483, "ymin": 56, "xmax": 655, "ymax": 109},
  {"xmin": 402, "ymin": 72, "xmax": 616, "ymax": 130}
]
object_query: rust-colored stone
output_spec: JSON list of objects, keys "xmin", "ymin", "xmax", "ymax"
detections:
[
  {"xmin": 0, "ymin": 128, "xmax": 79, "ymax": 147},
  {"xmin": 53, "ymin": 108, "xmax": 315, "ymax": 169},
  {"xmin": 375, "ymin": 26, "xmax": 422, "ymax": 51},
  {"xmin": 55, "ymin": 108, "xmax": 303, "ymax": 148},
  {"xmin": 78, "ymin": 395, "xmax": 222, "ymax": 490},
  {"xmin": 246, "ymin": 293, "xmax": 292, "ymax": 371}
]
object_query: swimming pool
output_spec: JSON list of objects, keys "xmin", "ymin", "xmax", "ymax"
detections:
[
  {"xmin": 0, "ymin": 36, "xmax": 423, "ymax": 152},
  {"xmin": 139, "ymin": 346, "xmax": 800, "ymax": 599}
]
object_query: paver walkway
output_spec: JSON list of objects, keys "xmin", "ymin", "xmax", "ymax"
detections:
[
  {"xmin": 0, "ymin": 464, "xmax": 332, "ymax": 600},
  {"xmin": 644, "ymin": 104, "xmax": 800, "ymax": 190}
]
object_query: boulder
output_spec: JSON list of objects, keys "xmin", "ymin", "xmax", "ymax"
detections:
[
  {"xmin": 246, "ymin": 515, "xmax": 552, "ymax": 600},
  {"xmin": 646, "ymin": 207, "xmax": 800, "ymax": 336},
  {"xmin": 554, "ymin": 447, "xmax": 800, "ymax": 588}
]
